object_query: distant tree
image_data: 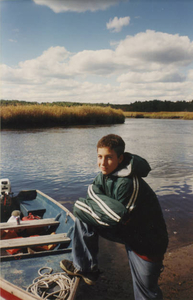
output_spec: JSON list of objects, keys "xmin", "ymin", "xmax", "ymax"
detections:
[{"xmin": 1, "ymin": 99, "xmax": 193, "ymax": 112}]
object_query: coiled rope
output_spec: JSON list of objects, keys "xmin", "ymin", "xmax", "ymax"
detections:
[{"xmin": 26, "ymin": 267, "xmax": 75, "ymax": 299}]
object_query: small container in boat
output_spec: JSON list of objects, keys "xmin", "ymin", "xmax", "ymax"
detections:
[{"xmin": 16, "ymin": 216, "xmax": 20, "ymax": 225}]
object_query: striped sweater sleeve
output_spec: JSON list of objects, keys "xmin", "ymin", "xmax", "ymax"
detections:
[{"xmin": 73, "ymin": 184, "xmax": 128, "ymax": 228}]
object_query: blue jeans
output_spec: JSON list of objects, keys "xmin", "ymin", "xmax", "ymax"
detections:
[{"xmin": 72, "ymin": 219, "xmax": 163, "ymax": 300}]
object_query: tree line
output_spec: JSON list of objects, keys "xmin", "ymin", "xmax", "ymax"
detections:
[
  {"xmin": 111, "ymin": 100, "xmax": 193, "ymax": 112},
  {"xmin": 1, "ymin": 99, "xmax": 193, "ymax": 112}
]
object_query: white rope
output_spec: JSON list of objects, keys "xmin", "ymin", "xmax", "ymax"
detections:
[{"xmin": 26, "ymin": 267, "xmax": 75, "ymax": 299}]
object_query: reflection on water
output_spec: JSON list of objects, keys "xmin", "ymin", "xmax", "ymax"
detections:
[
  {"xmin": 1, "ymin": 119, "xmax": 193, "ymax": 250},
  {"xmin": 159, "ymin": 182, "xmax": 193, "ymax": 250}
]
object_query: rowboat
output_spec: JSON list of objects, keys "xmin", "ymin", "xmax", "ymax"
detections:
[{"xmin": 0, "ymin": 179, "xmax": 79, "ymax": 300}]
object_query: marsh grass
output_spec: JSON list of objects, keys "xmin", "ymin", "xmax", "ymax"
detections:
[
  {"xmin": 124, "ymin": 111, "xmax": 193, "ymax": 120},
  {"xmin": 1, "ymin": 105, "xmax": 125, "ymax": 129}
]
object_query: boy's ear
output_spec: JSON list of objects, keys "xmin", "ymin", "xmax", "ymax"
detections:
[{"xmin": 118, "ymin": 154, "xmax": 124, "ymax": 164}]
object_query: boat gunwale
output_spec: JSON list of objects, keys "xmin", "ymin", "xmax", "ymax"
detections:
[
  {"xmin": 36, "ymin": 190, "xmax": 76, "ymax": 221},
  {"xmin": 0, "ymin": 278, "xmax": 43, "ymax": 300}
]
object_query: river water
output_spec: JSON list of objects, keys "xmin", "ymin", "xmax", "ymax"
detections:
[{"xmin": 1, "ymin": 118, "xmax": 193, "ymax": 250}]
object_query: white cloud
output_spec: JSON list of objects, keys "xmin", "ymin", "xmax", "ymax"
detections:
[
  {"xmin": 33, "ymin": 0, "xmax": 125, "ymax": 13},
  {"xmin": 68, "ymin": 49, "xmax": 118, "ymax": 76},
  {"xmin": 115, "ymin": 30, "xmax": 193, "ymax": 67},
  {"xmin": 1, "ymin": 31, "xmax": 193, "ymax": 103},
  {"xmin": 117, "ymin": 69, "xmax": 186, "ymax": 83},
  {"xmin": 187, "ymin": 69, "xmax": 193, "ymax": 81},
  {"xmin": 106, "ymin": 16, "xmax": 130, "ymax": 33},
  {"xmin": 2, "ymin": 46, "xmax": 72, "ymax": 84},
  {"xmin": 9, "ymin": 39, "xmax": 17, "ymax": 43},
  {"xmin": 68, "ymin": 30, "xmax": 193, "ymax": 76}
]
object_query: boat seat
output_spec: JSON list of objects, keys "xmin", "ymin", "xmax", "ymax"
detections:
[
  {"xmin": 20, "ymin": 199, "xmax": 46, "ymax": 217},
  {"xmin": 0, "ymin": 233, "xmax": 71, "ymax": 250},
  {"xmin": 0, "ymin": 218, "xmax": 60, "ymax": 231}
]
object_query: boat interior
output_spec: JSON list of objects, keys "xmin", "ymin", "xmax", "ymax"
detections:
[{"xmin": 0, "ymin": 180, "xmax": 73, "ymax": 262}]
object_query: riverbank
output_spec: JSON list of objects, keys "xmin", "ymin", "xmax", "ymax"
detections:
[
  {"xmin": 0, "ymin": 105, "xmax": 125, "ymax": 129},
  {"xmin": 124, "ymin": 111, "xmax": 193, "ymax": 120},
  {"xmin": 1, "ymin": 105, "xmax": 192, "ymax": 130},
  {"xmin": 76, "ymin": 240, "xmax": 193, "ymax": 300}
]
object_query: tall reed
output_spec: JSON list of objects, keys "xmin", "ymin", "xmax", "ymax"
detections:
[
  {"xmin": 124, "ymin": 111, "xmax": 193, "ymax": 120},
  {"xmin": 1, "ymin": 105, "xmax": 125, "ymax": 129}
]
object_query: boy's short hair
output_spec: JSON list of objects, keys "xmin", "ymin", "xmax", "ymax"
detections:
[{"xmin": 97, "ymin": 134, "xmax": 125, "ymax": 157}]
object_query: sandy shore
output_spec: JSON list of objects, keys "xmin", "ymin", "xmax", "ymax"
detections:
[
  {"xmin": 159, "ymin": 243, "xmax": 193, "ymax": 300},
  {"xmin": 76, "ymin": 238, "xmax": 193, "ymax": 300}
]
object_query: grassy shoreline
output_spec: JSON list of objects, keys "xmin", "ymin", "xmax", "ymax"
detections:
[
  {"xmin": 124, "ymin": 111, "xmax": 193, "ymax": 120},
  {"xmin": 1, "ymin": 105, "xmax": 125, "ymax": 129},
  {"xmin": 1, "ymin": 105, "xmax": 192, "ymax": 130}
]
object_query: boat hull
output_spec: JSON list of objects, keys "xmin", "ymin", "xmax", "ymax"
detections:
[{"xmin": 0, "ymin": 190, "xmax": 79, "ymax": 300}]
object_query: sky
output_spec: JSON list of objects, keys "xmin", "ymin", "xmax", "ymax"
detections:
[{"xmin": 1, "ymin": 0, "xmax": 193, "ymax": 104}]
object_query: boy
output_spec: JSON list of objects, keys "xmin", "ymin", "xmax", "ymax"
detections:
[{"xmin": 60, "ymin": 134, "xmax": 168, "ymax": 299}]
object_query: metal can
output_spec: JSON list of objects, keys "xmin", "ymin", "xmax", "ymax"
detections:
[{"xmin": 16, "ymin": 216, "xmax": 20, "ymax": 225}]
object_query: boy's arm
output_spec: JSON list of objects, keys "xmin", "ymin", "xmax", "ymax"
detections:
[
  {"xmin": 73, "ymin": 183, "xmax": 129, "ymax": 228},
  {"xmin": 115, "ymin": 176, "xmax": 140, "ymax": 213}
]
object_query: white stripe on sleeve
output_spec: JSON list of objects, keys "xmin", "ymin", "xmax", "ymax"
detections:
[
  {"xmin": 126, "ymin": 176, "xmax": 139, "ymax": 211},
  {"xmin": 88, "ymin": 185, "xmax": 121, "ymax": 223},
  {"xmin": 75, "ymin": 200, "xmax": 109, "ymax": 226}
]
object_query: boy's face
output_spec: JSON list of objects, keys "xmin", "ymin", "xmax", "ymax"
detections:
[{"xmin": 97, "ymin": 147, "xmax": 123, "ymax": 175}]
